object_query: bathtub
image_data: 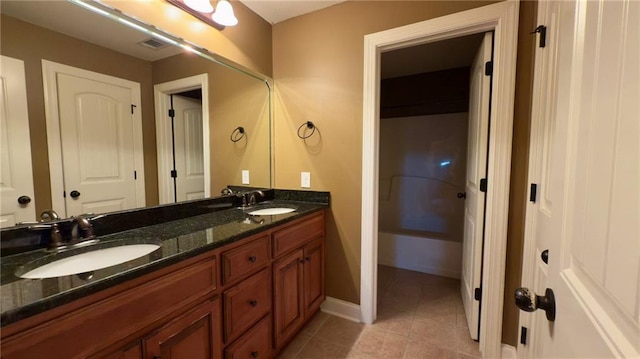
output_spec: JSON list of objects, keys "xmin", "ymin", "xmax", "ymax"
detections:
[{"xmin": 378, "ymin": 231, "xmax": 462, "ymax": 279}]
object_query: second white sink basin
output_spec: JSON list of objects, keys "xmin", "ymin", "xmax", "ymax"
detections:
[
  {"xmin": 248, "ymin": 207, "xmax": 296, "ymax": 216},
  {"xmin": 19, "ymin": 244, "xmax": 161, "ymax": 279}
]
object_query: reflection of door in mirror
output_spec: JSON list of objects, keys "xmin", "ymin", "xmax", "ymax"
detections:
[
  {"xmin": 173, "ymin": 93, "xmax": 204, "ymax": 202},
  {"xmin": 154, "ymin": 75, "xmax": 210, "ymax": 205},
  {"xmin": 43, "ymin": 61, "xmax": 146, "ymax": 217},
  {"xmin": 0, "ymin": 55, "xmax": 36, "ymax": 227}
]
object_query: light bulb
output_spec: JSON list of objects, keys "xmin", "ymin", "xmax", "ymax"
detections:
[
  {"xmin": 212, "ymin": 0, "xmax": 238, "ymax": 26},
  {"xmin": 184, "ymin": 0, "xmax": 213, "ymax": 13}
]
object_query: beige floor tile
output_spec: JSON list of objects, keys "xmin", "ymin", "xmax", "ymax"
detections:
[
  {"xmin": 314, "ymin": 316, "xmax": 365, "ymax": 349},
  {"xmin": 404, "ymin": 339, "xmax": 458, "ymax": 359},
  {"xmin": 372, "ymin": 307, "xmax": 415, "ymax": 336},
  {"xmin": 277, "ymin": 331, "xmax": 313, "ymax": 359},
  {"xmin": 456, "ymin": 311, "xmax": 469, "ymax": 328},
  {"xmin": 296, "ymin": 336, "xmax": 350, "ymax": 359},
  {"xmin": 409, "ymin": 317, "xmax": 456, "ymax": 350},
  {"xmin": 302, "ymin": 311, "xmax": 330, "ymax": 335},
  {"xmin": 349, "ymin": 327, "xmax": 409, "ymax": 359},
  {"xmin": 455, "ymin": 326, "xmax": 481, "ymax": 357}
]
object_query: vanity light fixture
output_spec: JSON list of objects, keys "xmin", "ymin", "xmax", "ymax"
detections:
[
  {"xmin": 167, "ymin": 0, "xmax": 237, "ymax": 28},
  {"xmin": 211, "ymin": 0, "xmax": 238, "ymax": 27}
]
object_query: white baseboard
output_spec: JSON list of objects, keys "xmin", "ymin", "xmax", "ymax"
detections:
[
  {"xmin": 501, "ymin": 344, "xmax": 517, "ymax": 358},
  {"xmin": 320, "ymin": 296, "xmax": 361, "ymax": 323}
]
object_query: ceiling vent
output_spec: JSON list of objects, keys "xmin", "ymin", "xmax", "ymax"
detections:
[{"xmin": 138, "ymin": 38, "xmax": 169, "ymax": 50}]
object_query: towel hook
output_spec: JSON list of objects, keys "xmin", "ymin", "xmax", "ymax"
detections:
[
  {"xmin": 230, "ymin": 126, "xmax": 245, "ymax": 142},
  {"xmin": 297, "ymin": 121, "xmax": 316, "ymax": 139}
]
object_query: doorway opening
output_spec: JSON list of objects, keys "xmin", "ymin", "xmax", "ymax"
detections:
[
  {"xmin": 377, "ymin": 32, "xmax": 491, "ymax": 349},
  {"xmin": 361, "ymin": 2, "xmax": 520, "ymax": 357},
  {"xmin": 154, "ymin": 74, "xmax": 210, "ymax": 204}
]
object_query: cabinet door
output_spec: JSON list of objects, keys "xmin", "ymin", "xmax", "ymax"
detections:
[
  {"xmin": 145, "ymin": 298, "xmax": 222, "ymax": 359},
  {"xmin": 97, "ymin": 341, "xmax": 143, "ymax": 359},
  {"xmin": 303, "ymin": 236, "xmax": 325, "ymax": 317},
  {"xmin": 273, "ymin": 249, "xmax": 305, "ymax": 349}
]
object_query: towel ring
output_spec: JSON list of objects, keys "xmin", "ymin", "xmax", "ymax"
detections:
[
  {"xmin": 297, "ymin": 121, "xmax": 316, "ymax": 139},
  {"xmin": 230, "ymin": 126, "xmax": 245, "ymax": 142}
]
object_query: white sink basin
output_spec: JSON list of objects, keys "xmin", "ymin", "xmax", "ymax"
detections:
[
  {"xmin": 18, "ymin": 244, "xmax": 161, "ymax": 279},
  {"xmin": 248, "ymin": 207, "xmax": 296, "ymax": 216}
]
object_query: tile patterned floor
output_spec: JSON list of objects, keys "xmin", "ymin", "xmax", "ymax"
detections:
[{"xmin": 278, "ymin": 265, "xmax": 481, "ymax": 358}]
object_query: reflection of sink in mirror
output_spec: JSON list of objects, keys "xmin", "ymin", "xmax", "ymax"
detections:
[
  {"xmin": 248, "ymin": 208, "xmax": 296, "ymax": 216},
  {"xmin": 17, "ymin": 244, "xmax": 161, "ymax": 279}
]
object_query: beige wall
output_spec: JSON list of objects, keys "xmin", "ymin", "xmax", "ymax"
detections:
[
  {"xmin": 272, "ymin": 0, "xmax": 498, "ymax": 307},
  {"xmin": 101, "ymin": 0, "xmax": 272, "ymax": 77},
  {"xmin": 152, "ymin": 54, "xmax": 271, "ymax": 192},
  {"xmin": 0, "ymin": 15, "xmax": 158, "ymax": 214},
  {"xmin": 272, "ymin": 0, "xmax": 537, "ymax": 346}
]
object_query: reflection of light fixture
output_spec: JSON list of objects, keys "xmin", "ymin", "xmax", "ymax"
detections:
[
  {"xmin": 211, "ymin": 0, "xmax": 238, "ymax": 27},
  {"xmin": 184, "ymin": 0, "xmax": 214, "ymax": 13}
]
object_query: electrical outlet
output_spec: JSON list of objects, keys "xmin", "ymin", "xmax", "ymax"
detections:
[
  {"xmin": 242, "ymin": 170, "xmax": 250, "ymax": 184},
  {"xmin": 301, "ymin": 172, "xmax": 311, "ymax": 188}
]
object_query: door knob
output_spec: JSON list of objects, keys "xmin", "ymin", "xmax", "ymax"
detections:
[
  {"xmin": 457, "ymin": 192, "xmax": 466, "ymax": 199},
  {"xmin": 70, "ymin": 190, "xmax": 81, "ymax": 198},
  {"xmin": 514, "ymin": 287, "xmax": 556, "ymax": 321},
  {"xmin": 17, "ymin": 195, "xmax": 31, "ymax": 205}
]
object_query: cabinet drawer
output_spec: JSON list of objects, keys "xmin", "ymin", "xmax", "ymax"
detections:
[
  {"xmin": 223, "ymin": 269, "xmax": 271, "ymax": 343},
  {"xmin": 2, "ymin": 257, "xmax": 217, "ymax": 359},
  {"xmin": 224, "ymin": 315, "xmax": 271, "ymax": 359},
  {"xmin": 273, "ymin": 213, "xmax": 324, "ymax": 258},
  {"xmin": 222, "ymin": 234, "xmax": 270, "ymax": 285}
]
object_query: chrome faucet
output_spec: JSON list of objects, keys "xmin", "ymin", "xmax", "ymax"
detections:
[
  {"xmin": 248, "ymin": 190, "xmax": 265, "ymax": 206},
  {"xmin": 70, "ymin": 214, "xmax": 96, "ymax": 244},
  {"xmin": 40, "ymin": 209, "xmax": 60, "ymax": 222}
]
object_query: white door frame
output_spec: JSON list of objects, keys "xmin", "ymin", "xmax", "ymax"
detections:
[
  {"xmin": 42, "ymin": 60, "xmax": 146, "ymax": 217},
  {"xmin": 154, "ymin": 74, "xmax": 210, "ymax": 204},
  {"xmin": 361, "ymin": 1, "xmax": 520, "ymax": 357}
]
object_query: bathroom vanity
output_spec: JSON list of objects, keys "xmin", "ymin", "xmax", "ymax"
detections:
[{"xmin": 0, "ymin": 191, "xmax": 328, "ymax": 359}]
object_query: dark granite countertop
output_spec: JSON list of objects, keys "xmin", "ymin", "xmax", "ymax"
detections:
[{"xmin": 0, "ymin": 199, "xmax": 327, "ymax": 326}]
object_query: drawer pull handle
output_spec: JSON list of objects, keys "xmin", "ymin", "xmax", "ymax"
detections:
[
  {"xmin": 305, "ymin": 256, "xmax": 311, "ymax": 262},
  {"xmin": 248, "ymin": 256, "xmax": 257, "ymax": 263},
  {"xmin": 249, "ymin": 300, "xmax": 258, "ymax": 307},
  {"xmin": 251, "ymin": 351, "xmax": 259, "ymax": 358}
]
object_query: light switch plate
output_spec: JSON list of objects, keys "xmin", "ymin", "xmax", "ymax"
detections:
[
  {"xmin": 301, "ymin": 172, "xmax": 311, "ymax": 188},
  {"xmin": 242, "ymin": 170, "xmax": 250, "ymax": 184}
]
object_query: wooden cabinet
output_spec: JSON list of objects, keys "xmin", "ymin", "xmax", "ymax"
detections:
[
  {"xmin": 146, "ymin": 298, "xmax": 222, "ymax": 359},
  {"xmin": 1, "ymin": 210, "xmax": 325, "ymax": 359},
  {"xmin": 272, "ymin": 213, "xmax": 325, "ymax": 350}
]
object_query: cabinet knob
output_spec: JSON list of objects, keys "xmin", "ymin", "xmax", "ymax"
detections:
[
  {"xmin": 305, "ymin": 256, "xmax": 311, "ymax": 262},
  {"xmin": 248, "ymin": 256, "xmax": 257, "ymax": 263},
  {"xmin": 251, "ymin": 351, "xmax": 259, "ymax": 358},
  {"xmin": 249, "ymin": 300, "xmax": 258, "ymax": 307}
]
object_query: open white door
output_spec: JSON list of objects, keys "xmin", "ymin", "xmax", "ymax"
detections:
[
  {"xmin": 460, "ymin": 32, "xmax": 492, "ymax": 341},
  {"xmin": 519, "ymin": 0, "xmax": 639, "ymax": 357},
  {"xmin": 172, "ymin": 95, "xmax": 205, "ymax": 202},
  {"xmin": 0, "ymin": 56, "xmax": 35, "ymax": 227}
]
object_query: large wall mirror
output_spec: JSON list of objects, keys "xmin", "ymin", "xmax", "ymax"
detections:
[{"xmin": 0, "ymin": 0, "xmax": 272, "ymax": 227}]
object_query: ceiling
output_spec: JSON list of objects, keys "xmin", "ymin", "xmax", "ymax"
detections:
[{"xmin": 239, "ymin": 0, "xmax": 346, "ymax": 24}]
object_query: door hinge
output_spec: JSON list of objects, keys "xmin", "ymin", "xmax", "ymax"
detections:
[
  {"xmin": 479, "ymin": 178, "xmax": 488, "ymax": 192},
  {"xmin": 168, "ymin": 109, "xmax": 175, "ymax": 118},
  {"xmin": 474, "ymin": 287, "xmax": 482, "ymax": 301},
  {"xmin": 529, "ymin": 183, "xmax": 538, "ymax": 203},
  {"xmin": 170, "ymin": 170, "xmax": 177, "ymax": 178},
  {"xmin": 134, "ymin": 170, "xmax": 137, "ymax": 180},
  {"xmin": 131, "ymin": 104, "xmax": 137, "ymax": 114},
  {"xmin": 531, "ymin": 25, "xmax": 547, "ymax": 48},
  {"xmin": 484, "ymin": 61, "xmax": 493, "ymax": 76},
  {"xmin": 63, "ymin": 190, "xmax": 66, "ymax": 198},
  {"xmin": 520, "ymin": 326, "xmax": 528, "ymax": 345}
]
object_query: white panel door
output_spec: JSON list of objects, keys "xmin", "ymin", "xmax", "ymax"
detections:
[
  {"xmin": 521, "ymin": 0, "xmax": 639, "ymax": 357},
  {"xmin": 0, "ymin": 56, "xmax": 35, "ymax": 227},
  {"xmin": 173, "ymin": 95, "xmax": 204, "ymax": 202},
  {"xmin": 57, "ymin": 73, "xmax": 138, "ymax": 216},
  {"xmin": 460, "ymin": 32, "xmax": 492, "ymax": 341}
]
